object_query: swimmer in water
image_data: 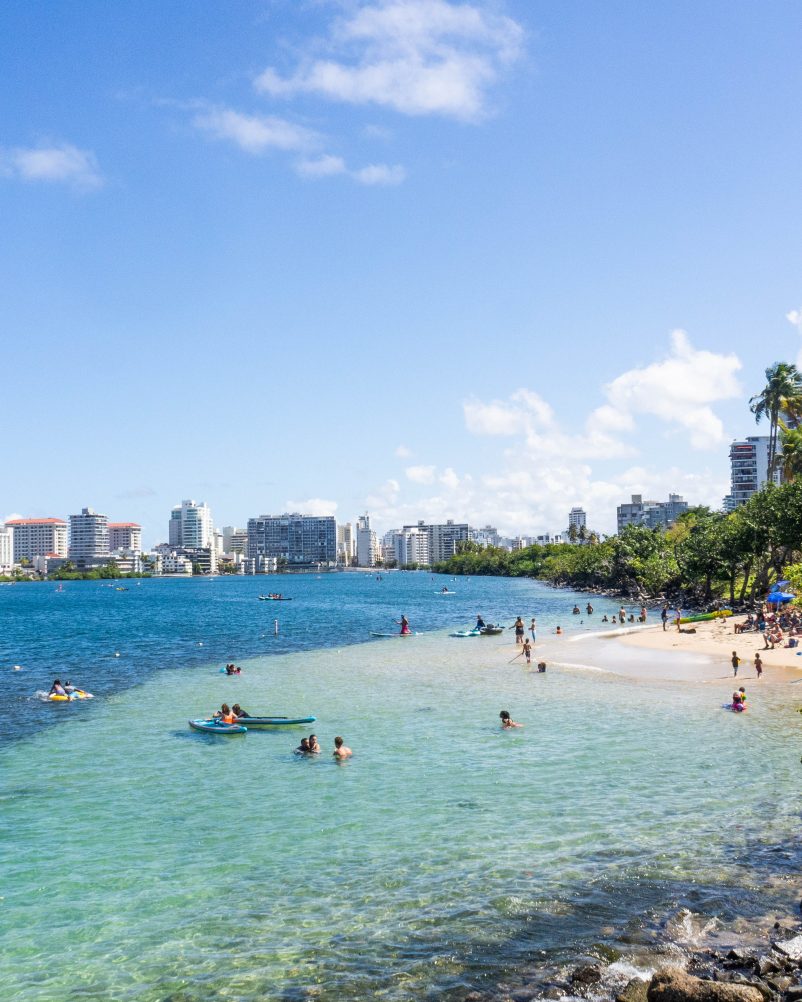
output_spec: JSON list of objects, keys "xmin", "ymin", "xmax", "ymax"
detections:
[
  {"xmin": 499, "ymin": 710, "xmax": 522, "ymax": 728},
  {"xmin": 333, "ymin": 736, "xmax": 353, "ymax": 759}
]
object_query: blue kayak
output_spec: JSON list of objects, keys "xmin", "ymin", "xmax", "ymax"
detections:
[
  {"xmin": 236, "ymin": 715, "xmax": 316, "ymax": 728},
  {"xmin": 188, "ymin": 718, "xmax": 247, "ymax": 734}
]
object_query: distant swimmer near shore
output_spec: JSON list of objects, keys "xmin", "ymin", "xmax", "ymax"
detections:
[{"xmin": 499, "ymin": 710, "xmax": 522, "ymax": 728}]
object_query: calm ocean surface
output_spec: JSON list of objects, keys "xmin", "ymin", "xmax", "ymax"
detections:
[{"xmin": 0, "ymin": 573, "xmax": 799, "ymax": 1001}]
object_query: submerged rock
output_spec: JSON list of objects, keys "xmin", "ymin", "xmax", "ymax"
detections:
[
  {"xmin": 648, "ymin": 969, "xmax": 764, "ymax": 1002},
  {"xmin": 572, "ymin": 965, "xmax": 603, "ymax": 987}
]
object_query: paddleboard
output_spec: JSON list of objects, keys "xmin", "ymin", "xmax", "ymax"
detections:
[
  {"xmin": 435, "ymin": 591, "xmax": 456, "ymax": 595},
  {"xmin": 188, "ymin": 718, "xmax": 247, "ymax": 734},
  {"xmin": 369, "ymin": 632, "xmax": 418, "ymax": 638},
  {"xmin": 450, "ymin": 629, "xmax": 481, "ymax": 637},
  {"xmin": 236, "ymin": 715, "xmax": 316, "ymax": 727}
]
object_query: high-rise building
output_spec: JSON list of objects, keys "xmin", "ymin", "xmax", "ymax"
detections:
[
  {"xmin": 392, "ymin": 526, "xmax": 431, "ymax": 566},
  {"xmin": 108, "ymin": 523, "xmax": 141, "ymax": 551},
  {"xmin": 337, "ymin": 523, "xmax": 356, "ymax": 565},
  {"xmin": 616, "ymin": 494, "xmax": 688, "ymax": 533},
  {"xmin": 169, "ymin": 500, "xmax": 213, "ymax": 549},
  {"xmin": 402, "ymin": 520, "xmax": 470, "ymax": 564},
  {"xmin": 0, "ymin": 525, "xmax": 13, "ymax": 573},
  {"xmin": 724, "ymin": 436, "xmax": 780, "ymax": 510},
  {"xmin": 568, "ymin": 507, "xmax": 587, "ymax": 530},
  {"xmin": 6, "ymin": 517, "xmax": 68, "ymax": 563},
  {"xmin": 247, "ymin": 513, "xmax": 336, "ymax": 567},
  {"xmin": 471, "ymin": 525, "xmax": 501, "ymax": 548},
  {"xmin": 356, "ymin": 514, "xmax": 378, "ymax": 567},
  {"xmin": 221, "ymin": 527, "xmax": 248, "ymax": 554},
  {"xmin": 69, "ymin": 507, "xmax": 110, "ymax": 565}
]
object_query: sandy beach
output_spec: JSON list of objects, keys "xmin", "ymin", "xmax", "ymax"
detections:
[{"xmin": 614, "ymin": 614, "xmax": 802, "ymax": 683}]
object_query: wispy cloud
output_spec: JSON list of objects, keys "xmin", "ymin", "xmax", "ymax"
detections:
[
  {"xmin": 295, "ymin": 154, "xmax": 406, "ymax": 185},
  {"xmin": 284, "ymin": 497, "xmax": 338, "ymax": 516},
  {"xmin": 256, "ymin": 0, "xmax": 524, "ymax": 122},
  {"xmin": 192, "ymin": 106, "xmax": 319, "ymax": 154},
  {"xmin": 0, "ymin": 143, "xmax": 104, "ymax": 189}
]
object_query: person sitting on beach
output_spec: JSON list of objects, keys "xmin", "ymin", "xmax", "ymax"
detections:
[
  {"xmin": 49, "ymin": 679, "xmax": 67, "ymax": 696},
  {"xmin": 333, "ymin": 735, "xmax": 352, "ymax": 759},
  {"xmin": 308, "ymin": 734, "xmax": 321, "ymax": 753},
  {"xmin": 295, "ymin": 738, "xmax": 311, "ymax": 754},
  {"xmin": 232, "ymin": 704, "xmax": 250, "ymax": 718},
  {"xmin": 499, "ymin": 710, "xmax": 522, "ymax": 728}
]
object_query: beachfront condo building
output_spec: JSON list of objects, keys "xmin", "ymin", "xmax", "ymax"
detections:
[
  {"xmin": 0, "ymin": 525, "xmax": 13, "ymax": 573},
  {"xmin": 724, "ymin": 436, "xmax": 781, "ymax": 510},
  {"xmin": 169, "ymin": 500, "xmax": 214, "ymax": 550},
  {"xmin": 616, "ymin": 494, "xmax": 688, "ymax": 533},
  {"xmin": 568, "ymin": 507, "xmax": 587, "ymax": 531},
  {"xmin": 221, "ymin": 526, "xmax": 248, "ymax": 555},
  {"xmin": 247, "ymin": 513, "xmax": 337, "ymax": 567},
  {"xmin": 108, "ymin": 523, "xmax": 141, "ymax": 551},
  {"xmin": 402, "ymin": 520, "xmax": 470, "ymax": 564},
  {"xmin": 356, "ymin": 514, "xmax": 378, "ymax": 567},
  {"xmin": 6, "ymin": 517, "xmax": 68, "ymax": 563},
  {"xmin": 337, "ymin": 522, "xmax": 356, "ymax": 565},
  {"xmin": 69, "ymin": 507, "xmax": 110, "ymax": 565},
  {"xmin": 392, "ymin": 526, "xmax": 431, "ymax": 566}
]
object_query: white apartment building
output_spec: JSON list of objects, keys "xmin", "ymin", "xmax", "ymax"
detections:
[
  {"xmin": 162, "ymin": 553, "xmax": 193, "ymax": 575},
  {"xmin": 6, "ymin": 517, "xmax": 68, "ymax": 563},
  {"xmin": 0, "ymin": 525, "xmax": 13, "ymax": 573},
  {"xmin": 69, "ymin": 507, "xmax": 110, "ymax": 565},
  {"xmin": 568, "ymin": 507, "xmax": 587, "ymax": 531},
  {"xmin": 337, "ymin": 523, "xmax": 356, "ymax": 565},
  {"xmin": 724, "ymin": 436, "xmax": 781, "ymax": 510},
  {"xmin": 356, "ymin": 514, "xmax": 378, "ymax": 567},
  {"xmin": 110, "ymin": 549, "xmax": 144, "ymax": 574},
  {"xmin": 402, "ymin": 520, "xmax": 470, "ymax": 564},
  {"xmin": 393, "ymin": 527, "xmax": 431, "ymax": 566},
  {"xmin": 108, "ymin": 523, "xmax": 141, "ymax": 551},
  {"xmin": 169, "ymin": 500, "xmax": 213, "ymax": 549}
]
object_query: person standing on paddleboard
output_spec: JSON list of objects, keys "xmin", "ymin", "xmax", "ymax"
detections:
[{"xmin": 397, "ymin": 615, "xmax": 411, "ymax": 635}]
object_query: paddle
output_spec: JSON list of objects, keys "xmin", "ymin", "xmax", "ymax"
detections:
[{"xmin": 508, "ymin": 651, "xmax": 524, "ymax": 664}]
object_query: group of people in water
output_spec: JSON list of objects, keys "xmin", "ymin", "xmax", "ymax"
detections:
[
  {"xmin": 296, "ymin": 734, "xmax": 352, "ymax": 759},
  {"xmin": 223, "ymin": 663, "xmax": 242, "ymax": 675},
  {"xmin": 729, "ymin": 687, "xmax": 748, "ymax": 712}
]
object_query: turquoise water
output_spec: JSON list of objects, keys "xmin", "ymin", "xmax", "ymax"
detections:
[{"xmin": 0, "ymin": 575, "xmax": 799, "ymax": 1001}]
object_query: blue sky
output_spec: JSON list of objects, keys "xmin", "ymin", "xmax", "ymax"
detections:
[{"xmin": 3, "ymin": 0, "xmax": 802, "ymax": 545}]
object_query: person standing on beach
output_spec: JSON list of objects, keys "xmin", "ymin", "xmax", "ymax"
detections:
[
  {"xmin": 674, "ymin": 609, "xmax": 682, "ymax": 632},
  {"xmin": 754, "ymin": 653, "xmax": 763, "ymax": 679},
  {"xmin": 661, "ymin": 605, "xmax": 669, "ymax": 631},
  {"xmin": 731, "ymin": 651, "xmax": 741, "ymax": 677}
]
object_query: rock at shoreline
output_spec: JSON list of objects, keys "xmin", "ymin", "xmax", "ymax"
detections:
[
  {"xmin": 774, "ymin": 935, "xmax": 802, "ymax": 963},
  {"xmin": 572, "ymin": 965, "xmax": 603, "ymax": 988},
  {"xmin": 648, "ymin": 970, "xmax": 764, "ymax": 1002},
  {"xmin": 617, "ymin": 977, "xmax": 650, "ymax": 1002}
]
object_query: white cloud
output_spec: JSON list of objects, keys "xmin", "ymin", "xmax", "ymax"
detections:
[
  {"xmin": 395, "ymin": 444, "xmax": 412, "ymax": 458},
  {"xmin": 1, "ymin": 143, "xmax": 103, "ymax": 189},
  {"xmin": 600, "ymin": 329, "xmax": 742, "ymax": 450},
  {"xmin": 295, "ymin": 154, "xmax": 406, "ymax": 185},
  {"xmin": 405, "ymin": 464, "xmax": 436, "ymax": 484},
  {"xmin": 362, "ymin": 331, "xmax": 739, "ymax": 537},
  {"xmin": 786, "ymin": 308, "xmax": 802, "ymax": 368},
  {"xmin": 255, "ymin": 0, "xmax": 524, "ymax": 122},
  {"xmin": 284, "ymin": 497, "xmax": 338, "ymax": 516},
  {"xmin": 296, "ymin": 154, "xmax": 347, "ymax": 177},
  {"xmin": 192, "ymin": 106, "xmax": 318, "ymax": 154},
  {"xmin": 352, "ymin": 162, "xmax": 406, "ymax": 185}
]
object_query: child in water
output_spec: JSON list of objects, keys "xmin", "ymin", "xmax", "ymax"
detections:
[
  {"xmin": 522, "ymin": 638, "xmax": 532, "ymax": 664},
  {"xmin": 499, "ymin": 710, "xmax": 522, "ymax": 728}
]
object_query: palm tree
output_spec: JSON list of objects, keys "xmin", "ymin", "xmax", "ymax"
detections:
[
  {"xmin": 778, "ymin": 421, "xmax": 802, "ymax": 482},
  {"xmin": 749, "ymin": 362, "xmax": 802, "ymax": 475}
]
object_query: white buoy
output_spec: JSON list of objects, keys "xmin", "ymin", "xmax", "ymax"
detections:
[
  {"xmin": 114, "ymin": 652, "xmax": 120, "ymax": 657},
  {"xmin": 12, "ymin": 665, "xmax": 22, "ymax": 671}
]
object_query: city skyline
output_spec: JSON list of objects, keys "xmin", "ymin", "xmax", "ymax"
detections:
[{"xmin": 3, "ymin": 2, "xmax": 802, "ymax": 541}]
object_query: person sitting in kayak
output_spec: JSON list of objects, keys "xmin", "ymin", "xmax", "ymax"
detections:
[
  {"xmin": 476, "ymin": 615, "xmax": 486, "ymax": 630},
  {"xmin": 214, "ymin": 703, "xmax": 237, "ymax": 723},
  {"xmin": 49, "ymin": 679, "xmax": 67, "ymax": 696},
  {"xmin": 308, "ymin": 734, "xmax": 321, "ymax": 753},
  {"xmin": 232, "ymin": 703, "xmax": 250, "ymax": 718},
  {"xmin": 397, "ymin": 615, "xmax": 411, "ymax": 635}
]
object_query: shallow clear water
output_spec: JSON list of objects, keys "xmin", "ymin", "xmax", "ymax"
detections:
[{"xmin": 0, "ymin": 575, "xmax": 799, "ymax": 1001}]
